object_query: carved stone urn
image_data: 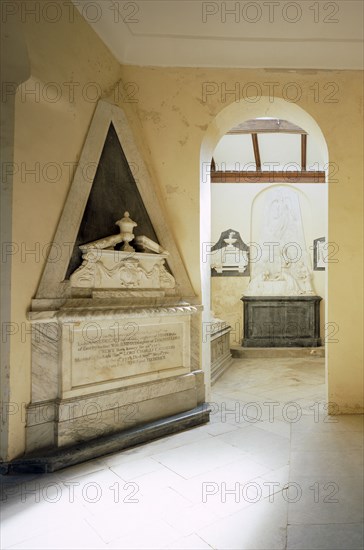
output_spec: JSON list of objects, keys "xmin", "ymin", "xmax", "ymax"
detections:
[{"xmin": 115, "ymin": 211, "xmax": 138, "ymax": 251}]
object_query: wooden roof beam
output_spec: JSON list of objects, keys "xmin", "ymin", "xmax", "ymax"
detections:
[
  {"xmin": 211, "ymin": 170, "xmax": 325, "ymax": 184},
  {"xmin": 251, "ymin": 133, "xmax": 261, "ymax": 171},
  {"xmin": 301, "ymin": 134, "xmax": 307, "ymax": 171},
  {"xmin": 228, "ymin": 118, "xmax": 307, "ymax": 135}
]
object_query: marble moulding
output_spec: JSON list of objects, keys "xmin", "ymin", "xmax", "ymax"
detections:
[{"xmin": 21, "ymin": 210, "xmax": 207, "ymax": 466}]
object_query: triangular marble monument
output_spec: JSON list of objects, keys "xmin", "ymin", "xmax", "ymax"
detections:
[
  {"xmin": 65, "ymin": 123, "xmax": 164, "ymax": 279},
  {"xmin": 36, "ymin": 100, "xmax": 194, "ymax": 300},
  {"xmin": 20, "ymin": 102, "xmax": 206, "ymax": 468}
]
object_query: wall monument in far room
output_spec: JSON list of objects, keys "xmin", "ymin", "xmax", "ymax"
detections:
[{"xmin": 242, "ymin": 186, "xmax": 322, "ymax": 347}]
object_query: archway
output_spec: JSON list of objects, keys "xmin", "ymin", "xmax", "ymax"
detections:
[{"xmin": 200, "ymin": 97, "xmax": 329, "ymax": 398}]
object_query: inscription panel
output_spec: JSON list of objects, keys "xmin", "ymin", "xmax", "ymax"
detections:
[{"xmin": 69, "ymin": 318, "xmax": 189, "ymax": 388}]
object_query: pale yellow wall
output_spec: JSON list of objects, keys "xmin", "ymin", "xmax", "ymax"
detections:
[
  {"xmin": 211, "ymin": 183, "xmax": 327, "ymax": 344},
  {"xmin": 6, "ymin": 9, "xmax": 363, "ymax": 459},
  {"xmin": 114, "ymin": 66, "xmax": 363, "ymax": 416},
  {"xmin": 8, "ymin": 5, "xmax": 121, "ymax": 460}
]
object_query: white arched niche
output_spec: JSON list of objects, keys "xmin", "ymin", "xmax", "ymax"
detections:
[{"xmin": 200, "ymin": 97, "xmax": 329, "ymax": 397}]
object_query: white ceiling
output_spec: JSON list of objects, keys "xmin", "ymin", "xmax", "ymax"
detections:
[
  {"xmin": 74, "ymin": 0, "xmax": 364, "ymax": 69},
  {"xmin": 213, "ymin": 130, "xmax": 326, "ymax": 171}
]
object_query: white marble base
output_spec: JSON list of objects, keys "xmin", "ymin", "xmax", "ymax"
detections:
[
  {"xmin": 26, "ymin": 371, "xmax": 204, "ymax": 451},
  {"xmin": 26, "ymin": 297, "xmax": 204, "ymax": 453}
]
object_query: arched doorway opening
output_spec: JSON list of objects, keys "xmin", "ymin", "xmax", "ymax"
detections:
[{"xmin": 200, "ymin": 98, "xmax": 329, "ymax": 399}]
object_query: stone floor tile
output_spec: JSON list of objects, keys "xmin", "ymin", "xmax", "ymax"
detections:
[
  {"xmin": 109, "ymin": 456, "xmax": 163, "ymax": 481},
  {"xmin": 105, "ymin": 519, "xmax": 181, "ymax": 549},
  {"xmin": 164, "ymin": 533, "xmax": 214, "ymax": 549},
  {"xmin": 4, "ymin": 520, "xmax": 107, "ymax": 550},
  {"xmin": 291, "ymin": 429, "xmax": 364, "ymax": 452},
  {"xmin": 150, "ymin": 437, "xmax": 245, "ymax": 479},
  {"xmin": 287, "ymin": 475, "xmax": 364, "ymax": 525},
  {"xmin": 287, "ymin": 523, "xmax": 364, "ymax": 550},
  {"xmin": 290, "ymin": 450, "xmax": 364, "ymax": 478},
  {"xmin": 196, "ymin": 496, "xmax": 288, "ymax": 550}
]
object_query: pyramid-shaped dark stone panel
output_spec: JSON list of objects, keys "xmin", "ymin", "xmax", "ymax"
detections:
[{"xmin": 66, "ymin": 123, "xmax": 161, "ymax": 279}]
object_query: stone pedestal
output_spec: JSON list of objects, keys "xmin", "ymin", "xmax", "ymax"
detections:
[
  {"xmin": 25, "ymin": 294, "xmax": 205, "ymax": 457},
  {"xmin": 241, "ymin": 296, "xmax": 322, "ymax": 347},
  {"xmin": 22, "ymin": 214, "xmax": 208, "ymax": 464}
]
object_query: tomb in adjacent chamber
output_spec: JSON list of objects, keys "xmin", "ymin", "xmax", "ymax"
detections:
[{"xmin": 241, "ymin": 186, "xmax": 322, "ymax": 347}]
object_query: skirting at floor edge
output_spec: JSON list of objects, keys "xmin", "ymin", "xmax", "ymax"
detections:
[{"xmin": 0, "ymin": 404, "xmax": 211, "ymax": 475}]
